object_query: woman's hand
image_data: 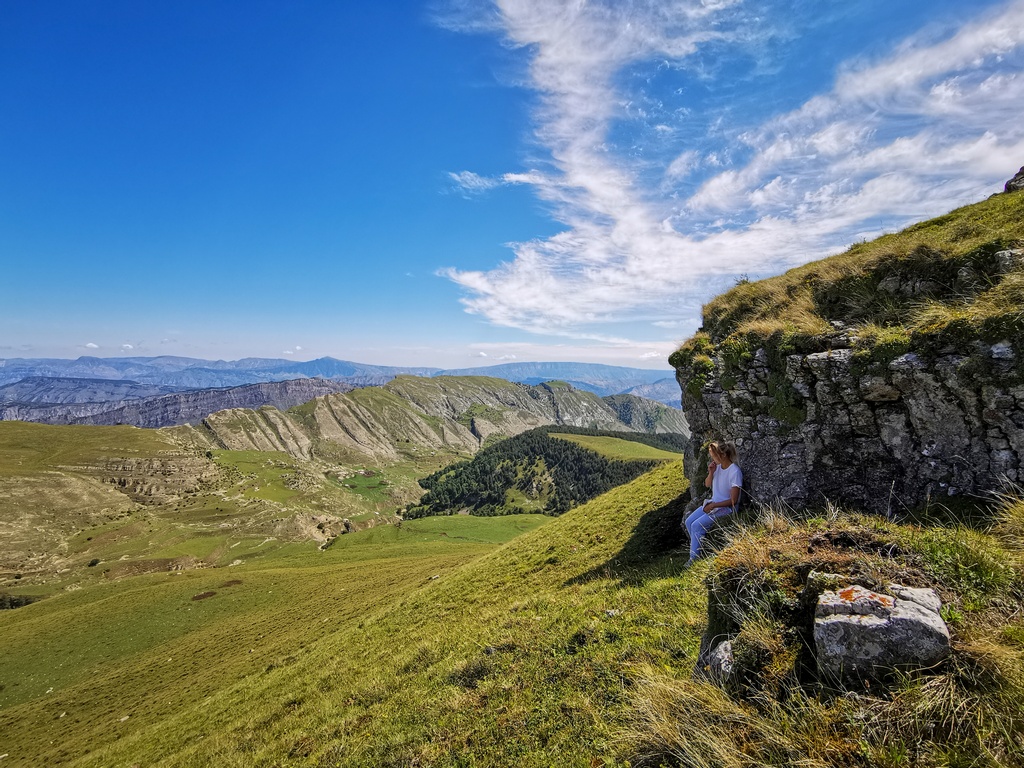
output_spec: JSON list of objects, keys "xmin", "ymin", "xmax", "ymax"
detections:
[{"xmin": 704, "ymin": 460, "xmax": 718, "ymax": 489}]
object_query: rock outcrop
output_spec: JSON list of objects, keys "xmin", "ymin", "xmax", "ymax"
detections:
[
  {"xmin": 1005, "ymin": 166, "xmax": 1024, "ymax": 193},
  {"xmin": 678, "ymin": 337, "xmax": 1023, "ymax": 514},
  {"xmin": 672, "ymin": 183, "xmax": 1024, "ymax": 515},
  {"xmin": 695, "ymin": 536, "xmax": 955, "ymax": 696},
  {"xmin": 814, "ymin": 584, "xmax": 950, "ymax": 682}
]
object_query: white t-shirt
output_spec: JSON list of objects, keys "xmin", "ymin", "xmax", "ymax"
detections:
[{"xmin": 708, "ymin": 463, "xmax": 742, "ymax": 511}]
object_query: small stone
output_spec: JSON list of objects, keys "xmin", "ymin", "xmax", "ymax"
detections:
[
  {"xmin": 878, "ymin": 275, "xmax": 902, "ymax": 294},
  {"xmin": 995, "ymin": 249, "xmax": 1023, "ymax": 273},
  {"xmin": 889, "ymin": 353, "xmax": 924, "ymax": 372},
  {"xmin": 888, "ymin": 585, "xmax": 941, "ymax": 613},
  {"xmin": 990, "ymin": 341, "xmax": 1015, "ymax": 360},
  {"xmin": 708, "ymin": 640, "xmax": 734, "ymax": 686}
]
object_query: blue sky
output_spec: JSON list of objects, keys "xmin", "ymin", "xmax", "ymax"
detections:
[{"xmin": 2, "ymin": 1, "xmax": 1022, "ymax": 369}]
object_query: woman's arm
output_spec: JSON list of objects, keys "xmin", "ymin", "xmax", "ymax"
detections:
[
  {"xmin": 704, "ymin": 461, "xmax": 717, "ymax": 489},
  {"xmin": 705, "ymin": 486, "xmax": 741, "ymax": 514}
]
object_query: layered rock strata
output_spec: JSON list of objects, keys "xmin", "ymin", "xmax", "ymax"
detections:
[
  {"xmin": 196, "ymin": 376, "xmax": 688, "ymax": 462},
  {"xmin": 676, "ymin": 335, "xmax": 1022, "ymax": 514}
]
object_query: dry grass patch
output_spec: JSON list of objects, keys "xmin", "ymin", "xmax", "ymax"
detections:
[{"xmin": 626, "ymin": 500, "xmax": 1024, "ymax": 768}]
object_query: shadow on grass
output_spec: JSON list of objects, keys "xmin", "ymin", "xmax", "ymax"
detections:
[
  {"xmin": 566, "ymin": 493, "xmax": 690, "ymax": 587},
  {"xmin": 900, "ymin": 495, "xmax": 997, "ymax": 530}
]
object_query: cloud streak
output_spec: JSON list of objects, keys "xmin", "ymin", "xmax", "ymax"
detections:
[{"xmin": 442, "ymin": 0, "xmax": 1024, "ymax": 343}]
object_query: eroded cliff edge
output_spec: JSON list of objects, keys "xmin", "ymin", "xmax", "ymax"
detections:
[{"xmin": 671, "ymin": 182, "xmax": 1024, "ymax": 514}]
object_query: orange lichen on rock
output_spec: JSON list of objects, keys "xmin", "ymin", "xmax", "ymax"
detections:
[{"xmin": 838, "ymin": 585, "xmax": 895, "ymax": 606}]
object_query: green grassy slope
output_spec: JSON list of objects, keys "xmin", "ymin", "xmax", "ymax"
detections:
[
  {"xmin": 3, "ymin": 457, "xmax": 1022, "ymax": 766},
  {"xmin": 549, "ymin": 433, "xmax": 681, "ymax": 461},
  {"xmin": 0, "ymin": 422, "xmax": 455, "ymax": 595},
  {"xmin": 0, "ymin": 463, "xmax": 690, "ymax": 767},
  {"xmin": 0, "ymin": 421, "xmax": 177, "ymax": 474}
]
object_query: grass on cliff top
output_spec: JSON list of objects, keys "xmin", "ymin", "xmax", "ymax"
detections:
[
  {"xmin": 0, "ymin": 421, "xmax": 178, "ymax": 477},
  {"xmin": 672, "ymin": 189, "xmax": 1024, "ymax": 362}
]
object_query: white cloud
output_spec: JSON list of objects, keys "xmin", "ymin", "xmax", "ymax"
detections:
[
  {"xmin": 466, "ymin": 339, "xmax": 677, "ymax": 367},
  {"xmin": 448, "ymin": 171, "xmax": 502, "ymax": 195},
  {"xmin": 85, "ymin": 342, "xmax": 98, "ymax": 349},
  {"xmin": 283, "ymin": 350, "xmax": 294, "ymax": 355},
  {"xmin": 665, "ymin": 149, "xmax": 700, "ymax": 182},
  {"xmin": 121, "ymin": 343, "xmax": 133, "ymax": 350},
  {"xmin": 442, "ymin": 0, "xmax": 1024, "ymax": 341},
  {"xmin": 295, "ymin": 345, "xmax": 303, "ymax": 351}
]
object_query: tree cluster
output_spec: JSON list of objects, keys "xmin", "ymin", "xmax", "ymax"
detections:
[{"xmin": 402, "ymin": 428, "xmax": 669, "ymax": 518}]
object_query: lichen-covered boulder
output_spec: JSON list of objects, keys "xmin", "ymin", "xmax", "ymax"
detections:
[{"xmin": 814, "ymin": 584, "xmax": 950, "ymax": 682}]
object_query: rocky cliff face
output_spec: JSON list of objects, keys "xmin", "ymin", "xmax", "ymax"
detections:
[
  {"xmin": 0, "ymin": 379, "xmax": 353, "ymax": 428},
  {"xmin": 603, "ymin": 393, "xmax": 689, "ymax": 433},
  {"xmin": 672, "ymin": 184, "xmax": 1024, "ymax": 515},
  {"xmin": 677, "ymin": 337, "xmax": 1022, "ymax": 514},
  {"xmin": 0, "ymin": 376, "xmax": 185, "ymax": 404}
]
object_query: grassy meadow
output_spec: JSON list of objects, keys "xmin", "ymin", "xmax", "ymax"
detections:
[
  {"xmin": 0, "ymin": 421, "xmax": 461, "ymax": 597},
  {"xmin": 0, "ymin": 463, "xmax": 691, "ymax": 767}
]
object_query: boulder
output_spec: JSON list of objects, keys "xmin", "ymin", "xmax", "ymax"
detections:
[
  {"xmin": 814, "ymin": 584, "xmax": 950, "ymax": 683},
  {"xmin": 1005, "ymin": 166, "xmax": 1024, "ymax": 193}
]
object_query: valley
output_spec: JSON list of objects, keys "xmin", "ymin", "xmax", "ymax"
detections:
[{"xmin": 0, "ymin": 375, "xmax": 685, "ymax": 598}]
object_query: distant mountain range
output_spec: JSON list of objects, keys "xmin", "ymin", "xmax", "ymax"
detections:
[
  {"xmin": 0, "ymin": 378, "xmax": 354, "ymax": 428},
  {"xmin": 184, "ymin": 376, "xmax": 689, "ymax": 462},
  {"xmin": 0, "ymin": 355, "xmax": 680, "ymax": 405}
]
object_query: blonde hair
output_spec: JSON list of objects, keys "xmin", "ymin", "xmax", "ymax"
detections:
[{"xmin": 708, "ymin": 441, "xmax": 738, "ymax": 463}]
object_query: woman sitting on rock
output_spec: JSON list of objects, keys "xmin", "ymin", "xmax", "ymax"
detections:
[{"xmin": 684, "ymin": 441, "xmax": 742, "ymax": 565}]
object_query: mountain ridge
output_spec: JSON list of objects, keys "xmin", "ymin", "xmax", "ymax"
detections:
[
  {"xmin": 185, "ymin": 375, "xmax": 688, "ymax": 463},
  {"xmin": 0, "ymin": 355, "xmax": 676, "ymax": 401}
]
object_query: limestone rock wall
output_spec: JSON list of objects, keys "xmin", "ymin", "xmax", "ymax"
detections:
[{"xmin": 677, "ymin": 340, "xmax": 1023, "ymax": 514}]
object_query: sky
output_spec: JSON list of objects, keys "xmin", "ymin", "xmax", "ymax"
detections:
[{"xmin": 2, "ymin": 0, "xmax": 1023, "ymax": 369}]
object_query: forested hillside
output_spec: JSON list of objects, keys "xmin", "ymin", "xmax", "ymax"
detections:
[{"xmin": 403, "ymin": 427, "xmax": 683, "ymax": 517}]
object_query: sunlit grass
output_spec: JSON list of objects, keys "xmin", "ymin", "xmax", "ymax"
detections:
[{"xmin": 549, "ymin": 433, "xmax": 681, "ymax": 461}]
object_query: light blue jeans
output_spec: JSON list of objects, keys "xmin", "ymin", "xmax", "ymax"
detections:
[{"xmin": 684, "ymin": 504, "xmax": 732, "ymax": 561}]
